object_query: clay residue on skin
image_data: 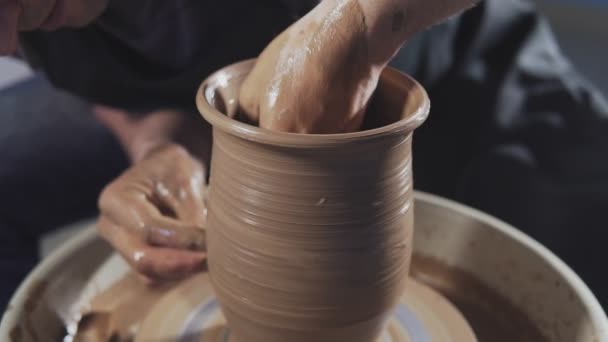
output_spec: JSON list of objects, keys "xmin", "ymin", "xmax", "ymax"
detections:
[
  {"xmin": 96, "ymin": 144, "xmax": 207, "ymax": 281},
  {"xmin": 239, "ymin": 0, "xmax": 377, "ymax": 133},
  {"xmin": 411, "ymin": 255, "xmax": 550, "ymax": 342}
]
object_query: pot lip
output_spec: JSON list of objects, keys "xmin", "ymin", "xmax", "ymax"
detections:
[{"xmin": 196, "ymin": 59, "xmax": 430, "ymax": 147}]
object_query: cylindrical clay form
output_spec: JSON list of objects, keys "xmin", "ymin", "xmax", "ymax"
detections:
[{"xmin": 197, "ymin": 60, "xmax": 429, "ymax": 342}]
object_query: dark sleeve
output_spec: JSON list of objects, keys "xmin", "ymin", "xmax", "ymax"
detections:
[
  {"xmin": 391, "ymin": 0, "xmax": 608, "ymax": 306},
  {"xmin": 18, "ymin": 1, "xmax": 313, "ymax": 114}
]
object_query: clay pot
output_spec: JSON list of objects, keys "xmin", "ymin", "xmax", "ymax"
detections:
[{"xmin": 195, "ymin": 59, "xmax": 429, "ymax": 342}]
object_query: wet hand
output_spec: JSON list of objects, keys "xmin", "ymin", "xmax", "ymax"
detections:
[
  {"xmin": 97, "ymin": 144, "xmax": 207, "ymax": 281},
  {"xmin": 239, "ymin": 0, "xmax": 382, "ymax": 134},
  {"xmin": 239, "ymin": 0, "xmax": 478, "ymax": 134}
]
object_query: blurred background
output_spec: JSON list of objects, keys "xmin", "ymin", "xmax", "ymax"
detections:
[{"xmin": 3, "ymin": 0, "xmax": 606, "ymax": 94}]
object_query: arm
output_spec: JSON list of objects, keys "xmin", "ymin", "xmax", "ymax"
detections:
[
  {"xmin": 93, "ymin": 106, "xmax": 211, "ymax": 164},
  {"xmin": 358, "ymin": 0, "xmax": 479, "ymax": 63},
  {"xmin": 1, "ymin": 0, "xmax": 210, "ymax": 279},
  {"xmin": 239, "ymin": 0, "xmax": 479, "ymax": 133},
  {"xmin": 393, "ymin": 0, "xmax": 608, "ymax": 304},
  {"xmin": 94, "ymin": 107, "xmax": 211, "ymax": 280}
]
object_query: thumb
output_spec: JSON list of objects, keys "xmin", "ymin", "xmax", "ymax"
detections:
[{"xmin": 0, "ymin": 0, "xmax": 21, "ymax": 55}]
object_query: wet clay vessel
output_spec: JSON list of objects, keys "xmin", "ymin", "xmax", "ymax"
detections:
[{"xmin": 196, "ymin": 59, "xmax": 429, "ymax": 342}]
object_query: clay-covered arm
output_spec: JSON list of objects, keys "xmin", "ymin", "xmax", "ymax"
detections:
[
  {"xmin": 358, "ymin": 0, "xmax": 479, "ymax": 64},
  {"xmin": 239, "ymin": 0, "xmax": 479, "ymax": 133}
]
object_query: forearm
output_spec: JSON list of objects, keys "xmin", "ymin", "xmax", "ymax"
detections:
[
  {"xmin": 94, "ymin": 106, "xmax": 212, "ymax": 164},
  {"xmin": 357, "ymin": 0, "xmax": 479, "ymax": 63}
]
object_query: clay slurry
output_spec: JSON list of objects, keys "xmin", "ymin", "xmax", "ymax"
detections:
[
  {"xmin": 411, "ymin": 255, "xmax": 550, "ymax": 342},
  {"xmin": 65, "ymin": 257, "xmax": 547, "ymax": 341}
]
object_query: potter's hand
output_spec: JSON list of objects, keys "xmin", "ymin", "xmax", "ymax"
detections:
[
  {"xmin": 93, "ymin": 105, "xmax": 210, "ymax": 281},
  {"xmin": 239, "ymin": 0, "xmax": 380, "ymax": 133},
  {"xmin": 98, "ymin": 144, "xmax": 207, "ymax": 280},
  {"xmin": 239, "ymin": 0, "xmax": 478, "ymax": 134}
]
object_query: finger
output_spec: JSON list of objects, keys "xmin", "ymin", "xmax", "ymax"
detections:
[
  {"xmin": 135, "ymin": 262, "xmax": 209, "ymax": 287},
  {"xmin": 97, "ymin": 217, "xmax": 206, "ymax": 280},
  {"xmin": 100, "ymin": 188, "xmax": 206, "ymax": 251},
  {"xmin": 159, "ymin": 191, "xmax": 206, "ymax": 227},
  {"xmin": 131, "ymin": 194, "xmax": 206, "ymax": 250},
  {"xmin": 154, "ymin": 176, "xmax": 207, "ymax": 226},
  {"xmin": 145, "ymin": 162, "xmax": 207, "ymax": 229}
]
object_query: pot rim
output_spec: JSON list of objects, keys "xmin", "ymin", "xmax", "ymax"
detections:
[{"xmin": 196, "ymin": 59, "xmax": 430, "ymax": 147}]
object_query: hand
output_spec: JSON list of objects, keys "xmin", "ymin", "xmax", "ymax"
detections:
[
  {"xmin": 239, "ymin": 0, "xmax": 382, "ymax": 133},
  {"xmin": 239, "ymin": 0, "xmax": 478, "ymax": 134},
  {"xmin": 359, "ymin": 0, "xmax": 479, "ymax": 62},
  {"xmin": 97, "ymin": 143, "xmax": 207, "ymax": 280}
]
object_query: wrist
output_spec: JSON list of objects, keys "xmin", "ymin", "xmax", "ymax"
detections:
[
  {"xmin": 356, "ymin": 0, "xmax": 411, "ymax": 64},
  {"xmin": 307, "ymin": 0, "xmax": 386, "ymax": 68},
  {"xmin": 94, "ymin": 106, "xmax": 211, "ymax": 165},
  {"xmin": 357, "ymin": 0, "xmax": 479, "ymax": 64},
  {"xmin": 130, "ymin": 111, "xmax": 211, "ymax": 165},
  {"xmin": 130, "ymin": 136, "xmax": 172, "ymax": 163},
  {"xmin": 313, "ymin": 0, "xmax": 410, "ymax": 66}
]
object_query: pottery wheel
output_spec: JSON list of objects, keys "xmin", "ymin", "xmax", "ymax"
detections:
[{"xmin": 136, "ymin": 273, "xmax": 476, "ymax": 342}]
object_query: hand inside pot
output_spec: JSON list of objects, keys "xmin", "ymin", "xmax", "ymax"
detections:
[
  {"xmin": 239, "ymin": 0, "xmax": 478, "ymax": 134},
  {"xmin": 238, "ymin": 0, "xmax": 378, "ymax": 134}
]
